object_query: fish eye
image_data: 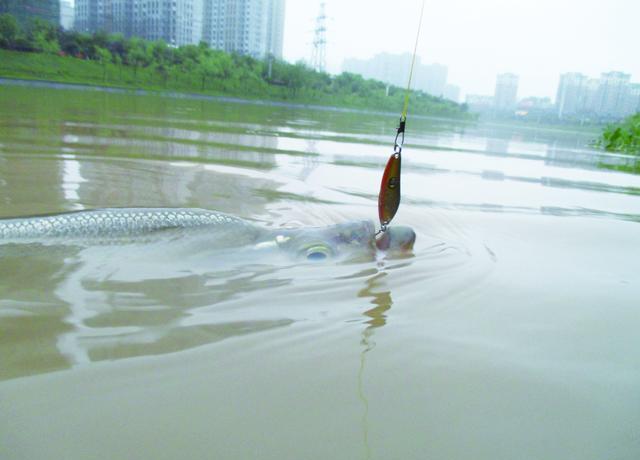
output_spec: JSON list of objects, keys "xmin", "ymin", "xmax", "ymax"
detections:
[
  {"xmin": 307, "ymin": 251, "xmax": 328, "ymax": 261},
  {"xmin": 303, "ymin": 244, "xmax": 332, "ymax": 261}
]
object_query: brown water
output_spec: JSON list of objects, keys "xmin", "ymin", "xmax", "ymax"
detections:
[{"xmin": 1, "ymin": 83, "xmax": 639, "ymax": 460}]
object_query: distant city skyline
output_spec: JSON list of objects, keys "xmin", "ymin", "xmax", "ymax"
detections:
[
  {"xmin": 282, "ymin": 0, "xmax": 640, "ymax": 101},
  {"xmin": 341, "ymin": 53, "xmax": 462, "ymax": 102},
  {"xmin": 465, "ymin": 69, "xmax": 639, "ymax": 121},
  {"xmin": 555, "ymin": 71, "xmax": 639, "ymax": 120},
  {"xmin": 73, "ymin": 0, "xmax": 285, "ymax": 58}
]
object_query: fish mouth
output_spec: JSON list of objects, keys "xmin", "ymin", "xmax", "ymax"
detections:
[{"xmin": 375, "ymin": 226, "xmax": 416, "ymax": 252}]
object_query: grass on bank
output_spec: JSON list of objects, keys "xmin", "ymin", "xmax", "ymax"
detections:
[{"xmin": 0, "ymin": 49, "xmax": 287, "ymax": 97}]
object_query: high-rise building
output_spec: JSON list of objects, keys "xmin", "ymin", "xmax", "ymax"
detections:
[
  {"xmin": 202, "ymin": 0, "xmax": 285, "ymax": 59},
  {"xmin": 553, "ymin": 71, "xmax": 637, "ymax": 119},
  {"xmin": 76, "ymin": 0, "xmax": 203, "ymax": 47},
  {"xmin": 201, "ymin": 0, "xmax": 225, "ymax": 49},
  {"xmin": 75, "ymin": 0, "xmax": 284, "ymax": 57},
  {"xmin": 342, "ymin": 53, "xmax": 451, "ymax": 97},
  {"xmin": 204, "ymin": 0, "xmax": 264, "ymax": 57},
  {"xmin": 0, "ymin": 0, "xmax": 60, "ymax": 26},
  {"xmin": 596, "ymin": 71, "xmax": 631, "ymax": 118},
  {"xmin": 266, "ymin": 0, "xmax": 285, "ymax": 59},
  {"xmin": 555, "ymin": 72, "xmax": 587, "ymax": 119},
  {"xmin": 60, "ymin": 0, "xmax": 74, "ymax": 30},
  {"xmin": 581, "ymin": 78, "xmax": 600, "ymax": 114},
  {"xmin": 73, "ymin": 0, "xmax": 96, "ymax": 33},
  {"xmin": 494, "ymin": 73, "xmax": 519, "ymax": 112},
  {"xmin": 624, "ymin": 83, "xmax": 640, "ymax": 116},
  {"xmin": 415, "ymin": 63, "xmax": 447, "ymax": 97},
  {"xmin": 110, "ymin": 0, "xmax": 135, "ymax": 37},
  {"xmin": 443, "ymin": 84, "xmax": 460, "ymax": 103},
  {"xmin": 342, "ymin": 53, "xmax": 412, "ymax": 88}
]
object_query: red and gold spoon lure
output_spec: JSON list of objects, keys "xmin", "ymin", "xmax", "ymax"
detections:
[{"xmin": 378, "ymin": 118, "xmax": 405, "ymax": 231}]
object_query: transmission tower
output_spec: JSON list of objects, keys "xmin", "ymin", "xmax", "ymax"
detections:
[{"xmin": 311, "ymin": 2, "xmax": 327, "ymax": 73}]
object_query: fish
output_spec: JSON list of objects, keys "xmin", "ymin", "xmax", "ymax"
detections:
[{"xmin": 0, "ymin": 208, "xmax": 416, "ymax": 260}]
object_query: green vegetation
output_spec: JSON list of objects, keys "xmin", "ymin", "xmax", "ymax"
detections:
[
  {"xmin": 0, "ymin": 13, "xmax": 471, "ymax": 118},
  {"xmin": 596, "ymin": 113, "xmax": 640, "ymax": 154},
  {"xmin": 596, "ymin": 113, "xmax": 640, "ymax": 174}
]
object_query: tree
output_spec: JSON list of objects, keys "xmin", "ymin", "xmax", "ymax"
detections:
[
  {"xmin": 113, "ymin": 53, "xmax": 123, "ymax": 80},
  {"xmin": 107, "ymin": 33, "xmax": 126, "ymax": 62},
  {"xmin": 127, "ymin": 37, "xmax": 148, "ymax": 82},
  {"xmin": 173, "ymin": 44, "xmax": 199, "ymax": 86},
  {"xmin": 151, "ymin": 40, "xmax": 168, "ymax": 63},
  {"xmin": 95, "ymin": 46, "xmax": 111, "ymax": 81},
  {"xmin": 198, "ymin": 55, "xmax": 222, "ymax": 90},
  {"xmin": 0, "ymin": 13, "xmax": 19, "ymax": 49},
  {"xmin": 92, "ymin": 30, "xmax": 109, "ymax": 49},
  {"xmin": 214, "ymin": 51, "xmax": 233, "ymax": 79},
  {"xmin": 282, "ymin": 62, "xmax": 306, "ymax": 96},
  {"xmin": 27, "ymin": 18, "xmax": 59, "ymax": 54},
  {"xmin": 153, "ymin": 60, "xmax": 170, "ymax": 87},
  {"xmin": 59, "ymin": 30, "xmax": 81, "ymax": 56},
  {"xmin": 149, "ymin": 40, "xmax": 170, "ymax": 86}
]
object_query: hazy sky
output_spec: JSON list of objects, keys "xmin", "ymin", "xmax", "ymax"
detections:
[{"xmin": 283, "ymin": 0, "xmax": 639, "ymax": 101}]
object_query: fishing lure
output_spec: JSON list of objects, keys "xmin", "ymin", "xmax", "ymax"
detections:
[
  {"xmin": 378, "ymin": 119, "xmax": 404, "ymax": 231},
  {"xmin": 378, "ymin": 151, "xmax": 401, "ymax": 230}
]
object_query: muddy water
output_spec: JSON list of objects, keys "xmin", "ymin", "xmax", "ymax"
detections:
[{"xmin": 1, "ymin": 83, "xmax": 639, "ymax": 460}]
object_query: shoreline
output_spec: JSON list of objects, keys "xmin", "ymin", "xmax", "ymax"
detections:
[
  {"xmin": 0, "ymin": 76, "xmax": 478, "ymax": 125},
  {"xmin": 0, "ymin": 76, "xmax": 376, "ymax": 114}
]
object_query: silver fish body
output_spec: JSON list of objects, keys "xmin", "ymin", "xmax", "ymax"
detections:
[{"xmin": 0, "ymin": 208, "xmax": 259, "ymax": 241}]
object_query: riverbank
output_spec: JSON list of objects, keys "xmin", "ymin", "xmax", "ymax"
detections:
[{"xmin": 0, "ymin": 49, "xmax": 471, "ymax": 119}]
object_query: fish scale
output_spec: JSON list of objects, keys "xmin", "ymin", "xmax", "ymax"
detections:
[{"xmin": 0, "ymin": 208, "xmax": 251, "ymax": 240}]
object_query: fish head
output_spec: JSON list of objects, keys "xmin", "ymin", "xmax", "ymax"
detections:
[{"xmin": 274, "ymin": 220, "xmax": 376, "ymax": 261}]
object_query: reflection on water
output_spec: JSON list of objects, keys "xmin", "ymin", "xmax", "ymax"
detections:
[
  {"xmin": 54, "ymin": 248, "xmax": 296, "ymax": 366},
  {"xmin": 357, "ymin": 271, "xmax": 393, "ymax": 460},
  {"xmin": 0, "ymin": 232, "xmax": 303, "ymax": 379},
  {"xmin": 1, "ymin": 83, "xmax": 640, "ymax": 460}
]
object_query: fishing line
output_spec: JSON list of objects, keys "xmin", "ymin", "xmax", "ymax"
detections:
[{"xmin": 377, "ymin": 0, "xmax": 426, "ymax": 234}]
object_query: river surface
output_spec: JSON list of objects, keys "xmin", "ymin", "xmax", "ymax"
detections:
[{"xmin": 1, "ymin": 83, "xmax": 639, "ymax": 460}]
